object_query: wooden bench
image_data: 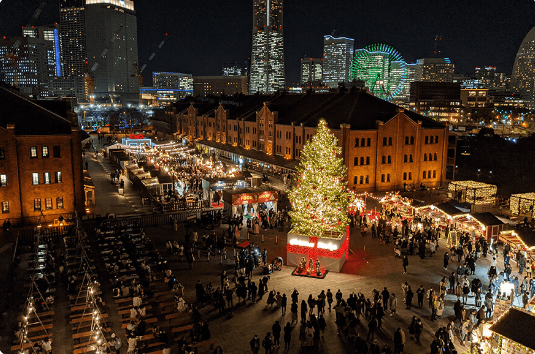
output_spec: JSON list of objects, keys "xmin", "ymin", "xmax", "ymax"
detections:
[
  {"xmin": 11, "ymin": 338, "xmax": 53, "ymax": 351},
  {"xmin": 72, "ymin": 327, "xmax": 111, "ymax": 339},
  {"xmin": 171, "ymin": 324, "xmax": 193, "ymax": 334},
  {"xmin": 191, "ymin": 338, "xmax": 217, "ymax": 349},
  {"xmin": 27, "ymin": 323, "xmax": 53, "ymax": 333},
  {"xmin": 120, "ymin": 317, "xmax": 157, "ymax": 329},
  {"xmin": 12, "ymin": 333, "xmax": 52, "ymax": 345},
  {"xmin": 118, "ymin": 305, "xmax": 152, "ymax": 316},
  {"xmin": 165, "ymin": 312, "xmax": 188, "ymax": 320},
  {"xmin": 70, "ymin": 313, "xmax": 108, "ymax": 324},
  {"xmin": 71, "ymin": 303, "xmax": 105, "ymax": 313}
]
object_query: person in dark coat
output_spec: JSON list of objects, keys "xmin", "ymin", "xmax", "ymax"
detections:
[
  {"xmin": 283, "ymin": 322, "xmax": 292, "ymax": 351},
  {"xmin": 402, "ymin": 255, "xmax": 409, "ymax": 274},
  {"xmin": 367, "ymin": 316, "xmax": 378, "ymax": 341},
  {"xmin": 405, "ymin": 286, "xmax": 414, "ymax": 309}
]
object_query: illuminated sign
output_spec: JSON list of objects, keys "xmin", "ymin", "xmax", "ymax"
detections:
[
  {"xmin": 289, "ymin": 238, "xmax": 338, "ymax": 251},
  {"xmin": 130, "ymin": 134, "xmax": 144, "ymax": 139},
  {"xmin": 230, "ymin": 190, "xmax": 279, "ymax": 205}
]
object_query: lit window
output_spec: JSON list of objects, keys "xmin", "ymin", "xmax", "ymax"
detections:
[
  {"xmin": 0, "ymin": 174, "xmax": 6, "ymax": 186},
  {"xmin": 31, "ymin": 146, "xmax": 38, "ymax": 158},
  {"xmin": 45, "ymin": 198, "xmax": 53, "ymax": 210},
  {"xmin": 32, "ymin": 173, "xmax": 39, "ymax": 185},
  {"xmin": 44, "ymin": 172, "xmax": 51, "ymax": 184},
  {"xmin": 1, "ymin": 201, "xmax": 8, "ymax": 213},
  {"xmin": 42, "ymin": 146, "xmax": 49, "ymax": 158},
  {"xmin": 34, "ymin": 199, "xmax": 41, "ymax": 211},
  {"xmin": 56, "ymin": 197, "xmax": 63, "ymax": 209}
]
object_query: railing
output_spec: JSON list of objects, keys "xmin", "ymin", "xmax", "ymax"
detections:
[{"xmin": 16, "ymin": 208, "xmax": 219, "ymax": 246}]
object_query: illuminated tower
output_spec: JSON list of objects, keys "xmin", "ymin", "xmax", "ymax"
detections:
[
  {"xmin": 59, "ymin": 0, "xmax": 87, "ymax": 98},
  {"xmin": 511, "ymin": 26, "xmax": 535, "ymax": 98},
  {"xmin": 249, "ymin": 0, "xmax": 285, "ymax": 94},
  {"xmin": 85, "ymin": 0, "xmax": 139, "ymax": 103},
  {"xmin": 323, "ymin": 35, "xmax": 354, "ymax": 88}
]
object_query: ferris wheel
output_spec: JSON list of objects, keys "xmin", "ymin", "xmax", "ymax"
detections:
[{"xmin": 348, "ymin": 44, "xmax": 407, "ymax": 101}]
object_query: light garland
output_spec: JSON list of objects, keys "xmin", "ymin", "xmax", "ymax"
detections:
[
  {"xmin": 510, "ymin": 193, "xmax": 535, "ymax": 216},
  {"xmin": 448, "ymin": 180, "xmax": 497, "ymax": 205}
]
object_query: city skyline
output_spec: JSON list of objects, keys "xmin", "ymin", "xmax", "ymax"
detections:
[{"xmin": 1, "ymin": 0, "xmax": 535, "ymax": 84}]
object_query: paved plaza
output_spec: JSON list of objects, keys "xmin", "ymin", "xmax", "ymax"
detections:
[{"xmin": 0, "ymin": 137, "xmax": 517, "ymax": 354}]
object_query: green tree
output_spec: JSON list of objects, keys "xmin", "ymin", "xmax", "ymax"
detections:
[{"xmin": 289, "ymin": 119, "xmax": 351, "ymax": 237}]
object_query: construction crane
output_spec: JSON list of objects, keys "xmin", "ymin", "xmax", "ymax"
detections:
[
  {"xmin": 2, "ymin": 2, "xmax": 47, "ymax": 87},
  {"xmin": 132, "ymin": 33, "xmax": 168, "ymax": 104}
]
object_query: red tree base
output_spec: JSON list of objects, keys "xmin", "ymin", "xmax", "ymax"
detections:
[{"xmin": 291, "ymin": 267, "xmax": 328, "ymax": 279}]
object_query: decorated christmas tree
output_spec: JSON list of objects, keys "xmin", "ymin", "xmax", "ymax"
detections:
[{"xmin": 289, "ymin": 119, "xmax": 351, "ymax": 238}]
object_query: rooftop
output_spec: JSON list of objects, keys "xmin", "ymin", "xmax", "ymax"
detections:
[{"xmin": 490, "ymin": 307, "xmax": 535, "ymax": 350}]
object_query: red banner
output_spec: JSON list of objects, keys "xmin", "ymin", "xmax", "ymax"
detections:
[
  {"xmin": 231, "ymin": 193, "xmax": 258, "ymax": 205},
  {"xmin": 257, "ymin": 191, "xmax": 279, "ymax": 203},
  {"xmin": 130, "ymin": 134, "xmax": 144, "ymax": 139}
]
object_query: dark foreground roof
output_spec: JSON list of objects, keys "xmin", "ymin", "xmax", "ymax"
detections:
[
  {"xmin": 179, "ymin": 89, "xmax": 445, "ymax": 130},
  {"xmin": 471, "ymin": 212, "xmax": 504, "ymax": 226},
  {"xmin": 512, "ymin": 226, "xmax": 535, "ymax": 248},
  {"xmin": 436, "ymin": 203, "xmax": 465, "ymax": 216},
  {"xmin": 490, "ymin": 308, "xmax": 535, "ymax": 349},
  {"xmin": 0, "ymin": 86, "xmax": 74, "ymax": 135}
]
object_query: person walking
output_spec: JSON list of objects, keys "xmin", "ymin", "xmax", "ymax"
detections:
[
  {"xmin": 300, "ymin": 300, "xmax": 307, "ymax": 323},
  {"xmin": 402, "ymin": 255, "xmax": 409, "ymax": 274},
  {"xmin": 291, "ymin": 301, "xmax": 298, "ymax": 324},
  {"xmin": 262, "ymin": 332, "xmax": 274, "ymax": 354},
  {"xmin": 444, "ymin": 252, "xmax": 450, "ymax": 270},
  {"xmin": 393, "ymin": 327, "xmax": 405, "ymax": 354},
  {"xmin": 382, "ymin": 287, "xmax": 390, "ymax": 311},
  {"xmin": 326, "ymin": 289, "xmax": 333, "ymax": 311},
  {"xmin": 367, "ymin": 316, "xmax": 378, "ymax": 342}
]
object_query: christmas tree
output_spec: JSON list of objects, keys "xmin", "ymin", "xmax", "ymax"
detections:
[{"xmin": 289, "ymin": 119, "xmax": 351, "ymax": 238}]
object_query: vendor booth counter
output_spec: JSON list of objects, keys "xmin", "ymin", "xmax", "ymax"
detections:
[{"xmin": 286, "ymin": 227, "xmax": 349, "ymax": 273}]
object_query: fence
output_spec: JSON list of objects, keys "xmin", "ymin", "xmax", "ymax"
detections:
[{"xmin": 16, "ymin": 208, "xmax": 220, "ymax": 246}]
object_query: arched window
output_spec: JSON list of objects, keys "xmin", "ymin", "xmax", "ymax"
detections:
[
  {"xmin": 360, "ymin": 157, "xmax": 364, "ymax": 165},
  {"xmin": 410, "ymin": 136, "xmax": 415, "ymax": 145},
  {"xmin": 410, "ymin": 154, "xmax": 413, "ymax": 162},
  {"xmin": 383, "ymin": 137, "xmax": 387, "ymax": 146},
  {"xmin": 403, "ymin": 172, "xmax": 407, "ymax": 180},
  {"xmin": 435, "ymin": 135, "xmax": 439, "ymax": 144},
  {"xmin": 428, "ymin": 153, "xmax": 432, "ymax": 161},
  {"xmin": 434, "ymin": 153, "xmax": 437, "ymax": 161},
  {"xmin": 365, "ymin": 175, "xmax": 369, "ymax": 184},
  {"xmin": 382, "ymin": 156, "xmax": 386, "ymax": 164},
  {"xmin": 361, "ymin": 138, "xmax": 366, "ymax": 146},
  {"xmin": 425, "ymin": 136, "xmax": 429, "ymax": 144},
  {"xmin": 423, "ymin": 171, "xmax": 427, "ymax": 179},
  {"xmin": 388, "ymin": 137, "xmax": 393, "ymax": 146},
  {"xmin": 366, "ymin": 156, "xmax": 370, "ymax": 165},
  {"xmin": 404, "ymin": 154, "xmax": 408, "ymax": 163},
  {"xmin": 367, "ymin": 138, "xmax": 371, "ymax": 146},
  {"xmin": 388, "ymin": 155, "xmax": 392, "ymax": 164},
  {"xmin": 354, "ymin": 157, "xmax": 358, "ymax": 166},
  {"xmin": 405, "ymin": 136, "xmax": 409, "ymax": 145},
  {"xmin": 354, "ymin": 138, "xmax": 359, "ymax": 147},
  {"xmin": 424, "ymin": 154, "xmax": 427, "ymax": 162},
  {"xmin": 381, "ymin": 174, "xmax": 385, "ymax": 182}
]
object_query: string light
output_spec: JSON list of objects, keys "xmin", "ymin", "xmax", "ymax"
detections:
[
  {"xmin": 510, "ymin": 192, "xmax": 535, "ymax": 215},
  {"xmin": 448, "ymin": 180, "xmax": 497, "ymax": 205}
]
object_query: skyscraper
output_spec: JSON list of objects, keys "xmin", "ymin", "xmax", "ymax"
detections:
[
  {"xmin": 322, "ymin": 35, "xmax": 354, "ymax": 88},
  {"xmin": 415, "ymin": 58, "xmax": 454, "ymax": 83},
  {"xmin": 249, "ymin": 0, "xmax": 285, "ymax": 94},
  {"xmin": 511, "ymin": 26, "xmax": 535, "ymax": 98},
  {"xmin": 85, "ymin": 0, "xmax": 139, "ymax": 103},
  {"xmin": 59, "ymin": 0, "xmax": 87, "ymax": 98},
  {"xmin": 300, "ymin": 57, "xmax": 322, "ymax": 85}
]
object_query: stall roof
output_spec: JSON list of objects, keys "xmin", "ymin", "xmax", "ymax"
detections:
[
  {"xmin": 511, "ymin": 226, "xmax": 535, "ymax": 248},
  {"xmin": 490, "ymin": 308, "xmax": 535, "ymax": 350},
  {"xmin": 470, "ymin": 212, "xmax": 504, "ymax": 226},
  {"xmin": 203, "ymin": 177, "xmax": 246, "ymax": 185},
  {"xmin": 436, "ymin": 203, "xmax": 465, "ymax": 216},
  {"xmin": 223, "ymin": 185, "xmax": 275, "ymax": 196},
  {"xmin": 157, "ymin": 175, "xmax": 174, "ymax": 184}
]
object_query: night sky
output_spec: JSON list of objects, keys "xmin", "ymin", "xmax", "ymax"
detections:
[{"xmin": 1, "ymin": 0, "xmax": 535, "ymax": 84}]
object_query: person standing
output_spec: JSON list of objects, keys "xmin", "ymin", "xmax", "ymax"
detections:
[
  {"xmin": 300, "ymin": 300, "xmax": 307, "ymax": 323},
  {"xmin": 417, "ymin": 285, "xmax": 425, "ymax": 308},
  {"xmin": 414, "ymin": 318, "xmax": 423, "ymax": 345},
  {"xmin": 262, "ymin": 332, "xmax": 274, "ymax": 354},
  {"xmin": 110, "ymin": 333, "xmax": 122, "ymax": 354},
  {"xmin": 367, "ymin": 316, "xmax": 378, "ymax": 341},
  {"xmin": 283, "ymin": 322, "xmax": 292, "ymax": 351},
  {"xmin": 444, "ymin": 252, "xmax": 450, "ymax": 270},
  {"xmin": 272, "ymin": 321, "xmax": 281, "ymax": 348},
  {"xmin": 402, "ymin": 255, "xmax": 409, "ymax": 274},
  {"xmin": 291, "ymin": 301, "xmax": 298, "ymax": 324},
  {"xmin": 250, "ymin": 334, "xmax": 260, "ymax": 354},
  {"xmin": 281, "ymin": 293, "xmax": 287, "ymax": 315},
  {"xmin": 326, "ymin": 289, "xmax": 333, "ymax": 310},
  {"xmin": 405, "ymin": 286, "xmax": 413, "ymax": 309},
  {"xmin": 393, "ymin": 327, "xmax": 405, "ymax": 354},
  {"xmin": 389, "ymin": 293, "xmax": 397, "ymax": 316},
  {"xmin": 382, "ymin": 287, "xmax": 390, "ymax": 311}
]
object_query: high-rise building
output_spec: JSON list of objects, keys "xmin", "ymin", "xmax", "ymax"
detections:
[
  {"xmin": 511, "ymin": 26, "xmax": 535, "ymax": 98},
  {"xmin": 84, "ymin": 0, "xmax": 139, "ymax": 103},
  {"xmin": 59, "ymin": 0, "xmax": 88, "ymax": 99},
  {"xmin": 409, "ymin": 82, "xmax": 463, "ymax": 123},
  {"xmin": 222, "ymin": 62, "xmax": 246, "ymax": 77},
  {"xmin": 300, "ymin": 57, "xmax": 322, "ymax": 85},
  {"xmin": 249, "ymin": 0, "xmax": 285, "ymax": 94},
  {"xmin": 322, "ymin": 35, "xmax": 354, "ymax": 88},
  {"xmin": 415, "ymin": 58, "xmax": 454, "ymax": 83},
  {"xmin": 193, "ymin": 76, "xmax": 249, "ymax": 97}
]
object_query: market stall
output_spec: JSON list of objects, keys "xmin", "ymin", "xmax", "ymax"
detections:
[
  {"xmin": 487, "ymin": 307, "xmax": 535, "ymax": 354},
  {"xmin": 499, "ymin": 227, "xmax": 535, "ymax": 261},
  {"xmin": 448, "ymin": 180, "xmax": 497, "ymax": 205},
  {"xmin": 222, "ymin": 186, "xmax": 279, "ymax": 217},
  {"xmin": 380, "ymin": 192, "xmax": 416, "ymax": 223},
  {"xmin": 510, "ymin": 192, "xmax": 535, "ymax": 217}
]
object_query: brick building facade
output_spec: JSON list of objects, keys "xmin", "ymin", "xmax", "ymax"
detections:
[
  {"xmin": 0, "ymin": 86, "xmax": 85, "ymax": 226},
  {"xmin": 176, "ymin": 89, "xmax": 452, "ymax": 192}
]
